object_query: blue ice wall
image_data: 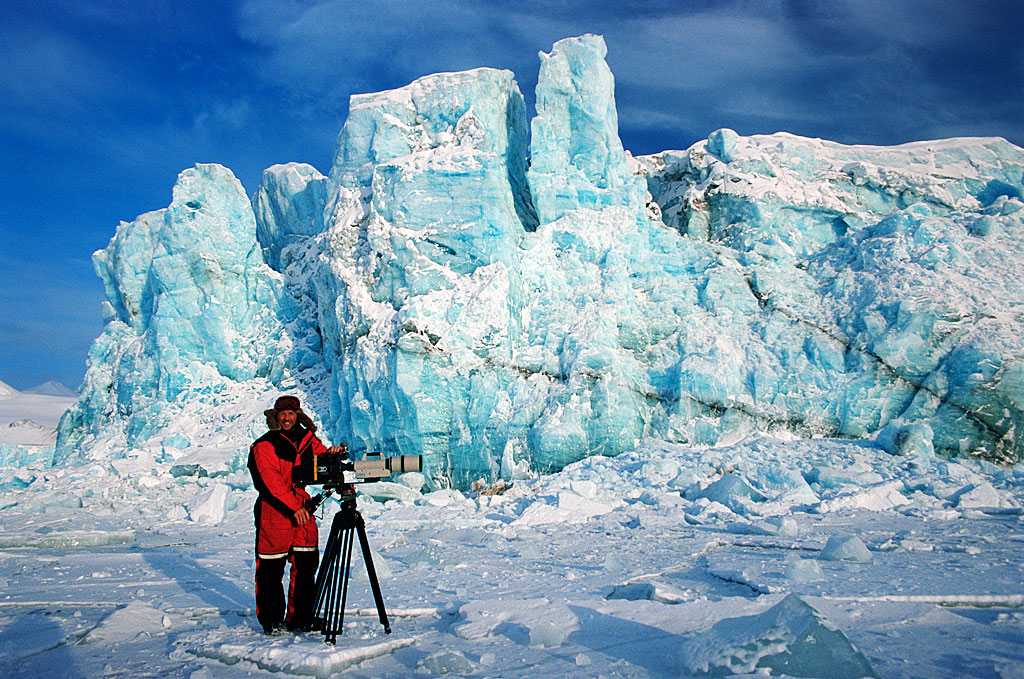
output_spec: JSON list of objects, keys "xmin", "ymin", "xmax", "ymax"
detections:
[
  {"xmin": 58, "ymin": 36, "xmax": 1024, "ymax": 482},
  {"xmin": 56, "ymin": 165, "xmax": 290, "ymax": 458}
]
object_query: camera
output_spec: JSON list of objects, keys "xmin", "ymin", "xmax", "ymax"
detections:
[
  {"xmin": 346, "ymin": 451, "xmax": 423, "ymax": 482},
  {"xmin": 293, "ymin": 443, "xmax": 422, "ymax": 486}
]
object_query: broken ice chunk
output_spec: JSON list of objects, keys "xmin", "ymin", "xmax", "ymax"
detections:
[
  {"xmin": 679, "ymin": 594, "xmax": 877, "ymax": 678},
  {"xmin": 689, "ymin": 472, "xmax": 768, "ymax": 515},
  {"xmin": 530, "ymin": 621, "xmax": 570, "ymax": 648},
  {"xmin": 952, "ymin": 481, "xmax": 1003, "ymax": 509},
  {"xmin": 186, "ymin": 483, "xmax": 229, "ymax": 525},
  {"xmin": 820, "ymin": 534, "xmax": 873, "ymax": 562},
  {"xmin": 417, "ymin": 650, "xmax": 476, "ymax": 675},
  {"xmin": 785, "ymin": 558, "xmax": 825, "ymax": 582}
]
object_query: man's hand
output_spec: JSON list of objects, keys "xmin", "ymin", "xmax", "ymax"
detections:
[
  {"xmin": 293, "ymin": 506, "xmax": 311, "ymax": 525},
  {"xmin": 327, "ymin": 446, "xmax": 345, "ymax": 455}
]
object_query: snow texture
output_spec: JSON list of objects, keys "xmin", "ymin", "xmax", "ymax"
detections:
[
  {"xmin": 680, "ymin": 593, "xmax": 877, "ymax": 677},
  {"xmin": 1, "ymin": 426, "xmax": 1023, "ymax": 679}
]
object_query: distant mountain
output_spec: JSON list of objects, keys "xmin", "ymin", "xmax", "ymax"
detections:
[
  {"xmin": 24, "ymin": 381, "xmax": 77, "ymax": 397},
  {"xmin": 1, "ymin": 418, "xmax": 56, "ymax": 446},
  {"xmin": 0, "ymin": 380, "xmax": 78, "ymax": 433}
]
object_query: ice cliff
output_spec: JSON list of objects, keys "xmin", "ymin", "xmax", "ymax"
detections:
[{"xmin": 55, "ymin": 35, "xmax": 1024, "ymax": 485}]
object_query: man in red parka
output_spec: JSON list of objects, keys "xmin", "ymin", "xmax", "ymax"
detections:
[{"xmin": 248, "ymin": 395, "xmax": 343, "ymax": 634}]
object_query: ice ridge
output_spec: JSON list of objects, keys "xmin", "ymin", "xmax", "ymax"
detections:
[{"xmin": 54, "ymin": 35, "xmax": 1024, "ymax": 485}]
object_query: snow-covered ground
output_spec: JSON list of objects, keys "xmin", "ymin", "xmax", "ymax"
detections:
[
  {"xmin": 1, "ymin": 417, "xmax": 1022, "ymax": 678},
  {"xmin": 0, "ymin": 380, "xmax": 76, "ymax": 448}
]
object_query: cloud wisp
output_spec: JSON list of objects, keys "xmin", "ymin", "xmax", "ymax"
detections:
[{"xmin": 233, "ymin": 0, "xmax": 1023, "ymax": 153}]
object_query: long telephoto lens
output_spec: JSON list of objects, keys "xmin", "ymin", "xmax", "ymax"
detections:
[{"xmin": 385, "ymin": 455, "xmax": 422, "ymax": 474}]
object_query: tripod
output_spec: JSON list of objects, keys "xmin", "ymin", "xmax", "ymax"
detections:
[{"xmin": 309, "ymin": 484, "xmax": 391, "ymax": 644}]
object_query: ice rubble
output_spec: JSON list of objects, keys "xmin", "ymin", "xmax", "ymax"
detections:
[
  {"xmin": 680, "ymin": 593, "xmax": 877, "ymax": 678},
  {"xmin": 48, "ymin": 34, "xmax": 1024, "ymax": 486},
  {"xmin": 187, "ymin": 629, "xmax": 418, "ymax": 678},
  {"xmin": 1, "ymin": 421, "xmax": 1023, "ymax": 676}
]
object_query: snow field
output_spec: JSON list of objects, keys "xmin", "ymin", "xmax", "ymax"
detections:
[{"xmin": 1, "ymin": 435, "xmax": 1022, "ymax": 678}]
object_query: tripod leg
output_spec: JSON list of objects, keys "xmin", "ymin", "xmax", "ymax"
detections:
[
  {"xmin": 354, "ymin": 513, "xmax": 391, "ymax": 634},
  {"xmin": 312, "ymin": 513, "xmax": 342, "ymax": 630},
  {"xmin": 331, "ymin": 526, "xmax": 355, "ymax": 643},
  {"xmin": 321, "ymin": 525, "xmax": 348, "ymax": 644},
  {"xmin": 306, "ymin": 492, "xmax": 392, "ymax": 644}
]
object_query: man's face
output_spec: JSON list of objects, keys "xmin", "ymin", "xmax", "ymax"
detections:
[{"xmin": 277, "ymin": 409, "xmax": 298, "ymax": 431}]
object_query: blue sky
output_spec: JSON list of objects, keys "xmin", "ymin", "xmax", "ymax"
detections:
[{"xmin": 1, "ymin": 0, "xmax": 1022, "ymax": 391}]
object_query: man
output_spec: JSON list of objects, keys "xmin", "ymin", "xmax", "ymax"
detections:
[{"xmin": 248, "ymin": 395, "xmax": 343, "ymax": 634}]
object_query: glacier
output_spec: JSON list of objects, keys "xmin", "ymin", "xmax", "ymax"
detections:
[{"xmin": 53, "ymin": 34, "xmax": 1024, "ymax": 486}]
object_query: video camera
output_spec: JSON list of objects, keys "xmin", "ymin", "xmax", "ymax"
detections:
[
  {"xmin": 293, "ymin": 443, "xmax": 422, "ymax": 486},
  {"xmin": 298, "ymin": 445, "xmax": 422, "ymax": 643}
]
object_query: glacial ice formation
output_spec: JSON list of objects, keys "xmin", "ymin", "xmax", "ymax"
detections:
[
  {"xmin": 54, "ymin": 34, "xmax": 1024, "ymax": 485},
  {"xmin": 527, "ymin": 34, "xmax": 646, "ymax": 224},
  {"xmin": 56, "ymin": 164, "xmax": 293, "ymax": 462}
]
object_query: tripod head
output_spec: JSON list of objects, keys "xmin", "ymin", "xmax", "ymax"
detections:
[{"xmin": 305, "ymin": 483, "xmax": 358, "ymax": 514}]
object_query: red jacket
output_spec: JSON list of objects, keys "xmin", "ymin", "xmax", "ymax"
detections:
[{"xmin": 248, "ymin": 427, "xmax": 327, "ymax": 557}]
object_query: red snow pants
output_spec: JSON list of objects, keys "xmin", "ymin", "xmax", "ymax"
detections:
[{"xmin": 254, "ymin": 501, "xmax": 319, "ymax": 631}]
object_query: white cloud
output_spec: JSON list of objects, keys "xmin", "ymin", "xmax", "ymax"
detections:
[
  {"xmin": 236, "ymin": 0, "xmax": 607, "ymax": 109},
  {"xmin": 823, "ymin": 0, "xmax": 997, "ymax": 51},
  {"xmin": 607, "ymin": 9, "xmax": 813, "ymax": 91},
  {"xmin": 239, "ymin": 1, "xmax": 508, "ymax": 93},
  {"xmin": 617, "ymin": 105, "xmax": 702, "ymax": 133},
  {"xmin": 192, "ymin": 99, "xmax": 254, "ymax": 134}
]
